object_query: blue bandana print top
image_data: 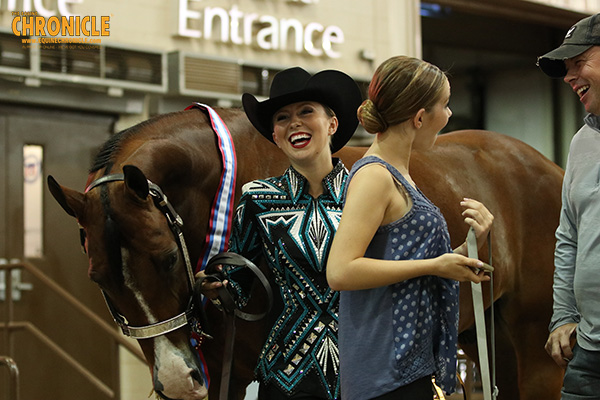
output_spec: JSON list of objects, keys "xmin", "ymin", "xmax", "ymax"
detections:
[
  {"xmin": 338, "ymin": 156, "xmax": 459, "ymax": 400},
  {"xmin": 226, "ymin": 159, "xmax": 347, "ymax": 399}
]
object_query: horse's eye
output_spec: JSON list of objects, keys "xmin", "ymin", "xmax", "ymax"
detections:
[{"xmin": 166, "ymin": 252, "xmax": 179, "ymax": 269}]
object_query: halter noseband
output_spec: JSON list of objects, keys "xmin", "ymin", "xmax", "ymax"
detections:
[{"xmin": 85, "ymin": 173, "xmax": 208, "ymax": 340}]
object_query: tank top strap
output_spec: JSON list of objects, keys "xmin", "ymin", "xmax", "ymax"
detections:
[{"xmin": 348, "ymin": 155, "xmax": 425, "ymax": 206}]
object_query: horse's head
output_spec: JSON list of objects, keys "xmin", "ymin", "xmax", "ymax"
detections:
[{"xmin": 48, "ymin": 165, "xmax": 209, "ymax": 400}]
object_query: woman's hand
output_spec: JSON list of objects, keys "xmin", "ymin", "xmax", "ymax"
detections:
[
  {"xmin": 460, "ymin": 197, "xmax": 494, "ymax": 249},
  {"xmin": 194, "ymin": 265, "xmax": 228, "ymax": 300},
  {"xmin": 433, "ymin": 253, "xmax": 491, "ymax": 283}
]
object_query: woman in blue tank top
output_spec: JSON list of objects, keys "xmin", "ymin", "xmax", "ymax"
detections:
[{"xmin": 327, "ymin": 56, "xmax": 494, "ymax": 400}]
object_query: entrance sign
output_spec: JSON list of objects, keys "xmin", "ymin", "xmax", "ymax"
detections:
[{"xmin": 178, "ymin": 0, "xmax": 344, "ymax": 58}]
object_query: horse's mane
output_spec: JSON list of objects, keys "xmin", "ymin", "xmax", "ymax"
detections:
[
  {"xmin": 87, "ymin": 114, "xmax": 179, "ymax": 281},
  {"xmin": 90, "ymin": 112, "xmax": 181, "ymax": 173}
]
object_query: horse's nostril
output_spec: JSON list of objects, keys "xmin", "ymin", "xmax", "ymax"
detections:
[{"xmin": 190, "ymin": 368, "xmax": 204, "ymax": 386}]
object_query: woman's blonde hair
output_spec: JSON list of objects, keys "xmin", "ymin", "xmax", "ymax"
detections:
[{"xmin": 358, "ymin": 56, "xmax": 448, "ymax": 134}]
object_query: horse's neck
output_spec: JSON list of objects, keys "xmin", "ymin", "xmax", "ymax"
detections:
[
  {"xmin": 224, "ymin": 112, "xmax": 290, "ymax": 184},
  {"xmin": 114, "ymin": 108, "xmax": 287, "ymax": 259}
]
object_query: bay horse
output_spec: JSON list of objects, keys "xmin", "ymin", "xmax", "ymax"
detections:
[{"xmin": 47, "ymin": 106, "xmax": 564, "ymax": 400}]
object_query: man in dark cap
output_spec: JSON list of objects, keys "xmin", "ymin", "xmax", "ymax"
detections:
[{"xmin": 538, "ymin": 13, "xmax": 600, "ymax": 400}]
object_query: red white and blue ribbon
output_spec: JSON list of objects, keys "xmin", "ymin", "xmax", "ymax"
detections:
[{"xmin": 186, "ymin": 103, "xmax": 237, "ymax": 273}]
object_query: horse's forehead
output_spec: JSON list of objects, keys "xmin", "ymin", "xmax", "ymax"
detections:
[
  {"xmin": 85, "ymin": 185, "xmax": 172, "ymax": 255},
  {"xmin": 84, "ymin": 182, "xmax": 136, "ymax": 220}
]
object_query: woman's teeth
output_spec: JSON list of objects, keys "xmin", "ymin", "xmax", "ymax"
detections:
[{"xmin": 290, "ymin": 133, "xmax": 311, "ymax": 145}]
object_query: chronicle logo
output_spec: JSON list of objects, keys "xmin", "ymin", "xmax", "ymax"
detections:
[
  {"xmin": 11, "ymin": 11, "xmax": 110, "ymax": 46},
  {"xmin": 12, "ymin": 12, "xmax": 110, "ymax": 36}
]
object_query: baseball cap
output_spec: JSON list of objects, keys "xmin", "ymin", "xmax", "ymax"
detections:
[{"xmin": 537, "ymin": 13, "xmax": 600, "ymax": 78}]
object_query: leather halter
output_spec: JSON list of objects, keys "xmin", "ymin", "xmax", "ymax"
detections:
[
  {"xmin": 85, "ymin": 173, "xmax": 208, "ymax": 340},
  {"xmin": 85, "ymin": 171, "xmax": 273, "ymax": 400}
]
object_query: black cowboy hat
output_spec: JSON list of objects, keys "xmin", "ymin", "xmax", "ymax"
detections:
[{"xmin": 242, "ymin": 67, "xmax": 362, "ymax": 153}]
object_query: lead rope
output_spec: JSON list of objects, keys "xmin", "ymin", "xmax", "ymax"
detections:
[
  {"xmin": 488, "ymin": 233, "xmax": 498, "ymax": 399},
  {"xmin": 195, "ymin": 252, "xmax": 274, "ymax": 400},
  {"xmin": 466, "ymin": 227, "xmax": 498, "ymax": 400}
]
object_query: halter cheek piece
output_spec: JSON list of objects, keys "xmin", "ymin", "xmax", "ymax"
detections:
[{"xmin": 83, "ymin": 173, "xmax": 272, "ymax": 341}]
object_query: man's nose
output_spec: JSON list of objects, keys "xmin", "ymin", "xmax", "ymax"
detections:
[{"xmin": 563, "ymin": 65, "xmax": 576, "ymax": 84}]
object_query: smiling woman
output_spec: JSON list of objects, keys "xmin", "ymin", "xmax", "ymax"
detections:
[
  {"xmin": 196, "ymin": 66, "xmax": 362, "ymax": 399},
  {"xmin": 271, "ymin": 101, "xmax": 337, "ymax": 165}
]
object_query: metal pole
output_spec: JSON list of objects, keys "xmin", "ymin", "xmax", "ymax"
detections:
[{"xmin": 0, "ymin": 356, "xmax": 19, "ymax": 400}]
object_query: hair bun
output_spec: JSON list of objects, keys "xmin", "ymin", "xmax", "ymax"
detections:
[{"xmin": 358, "ymin": 99, "xmax": 388, "ymax": 134}]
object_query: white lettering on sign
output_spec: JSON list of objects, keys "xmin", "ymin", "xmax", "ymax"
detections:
[{"xmin": 177, "ymin": 0, "xmax": 344, "ymax": 58}]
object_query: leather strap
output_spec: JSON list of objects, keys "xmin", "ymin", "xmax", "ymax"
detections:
[
  {"xmin": 196, "ymin": 252, "xmax": 273, "ymax": 322},
  {"xmin": 195, "ymin": 252, "xmax": 273, "ymax": 400},
  {"xmin": 467, "ymin": 227, "xmax": 495, "ymax": 400}
]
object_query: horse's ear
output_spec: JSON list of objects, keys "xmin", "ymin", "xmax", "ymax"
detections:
[
  {"xmin": 47, "ymin": 175, "xmax": 84, "ymax": 218},
  {"xmin": 123, "ymin": 165, "xmax": 149, "ymax": 200}
]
